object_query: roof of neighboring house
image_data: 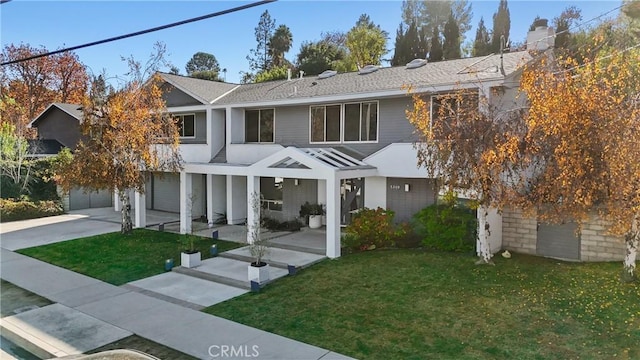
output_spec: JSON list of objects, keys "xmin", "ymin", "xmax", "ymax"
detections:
[
  {"xmin": 213, "ymin": 51, "xmax": 533, "ymax": 105},
  {"xmin": 29, "ymin": 103, "xmax": 83, "ymax": 128},
  {"xmin": 27, "ymin": 139, "xmax": 64, "ymax": 155},
  {"xmin": 158, "ymin": 72, "xmax": 239, "ymax": 104}
]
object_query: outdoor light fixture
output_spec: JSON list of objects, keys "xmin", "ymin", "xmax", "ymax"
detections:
[
  {"xmin": 294, "ymin": 179, "xmax": 299, "ymax": 186},
  {"xmin": 164, "ymin": 258, "xmax": 174, "ymax": 271},
  {"xmin": 405, "ymin": 184, "xmax": 410, "ymax": 192},
  {"xmin": 210, "ymin": 244, "xmax": 218, "ymax": 257}
]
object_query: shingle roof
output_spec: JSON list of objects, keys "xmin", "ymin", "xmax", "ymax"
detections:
[
  {"xmin": 158, "ymin": 73, "xmax": 239, "ymax": 104},
  {"xmin": 215, "ymin": 51, "xmax": 533, "ymax": 105}
]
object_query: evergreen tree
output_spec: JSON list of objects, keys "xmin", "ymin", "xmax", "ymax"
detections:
[
  {"xmin": 553, "ymin": 6, "xmax": 582, "ymax": 50},
  {"xmin": 391, "ymin": 23, "xmax": 408, "ymax": 66},
  {"xmin": 443, "ymin": 11, "xmax": 461, "ymax": 60},
  {"xmin": 269, "ymin": 25, "xmax": 293, "ymax": 68},
  {"xmin": 401, "ymin": 0, "xmax": 472, "ymax": 46},
  {"xmin": 247, "ymin": 10, "xmax": 276, "ymax": 72},
  {"xmin": 392, "ymin": 20, "xmax": 428, "ymax": 65},
  {"xmin": 490, "ymin": 0, "xmax": 511, "ymax": 53},
  {"xmin": 428, "ymin": 26, "xmax": 443, "ymax": 62},
  {"xmin": 473, "ymin": 17, "xmax": 491, "ymax": 56}
]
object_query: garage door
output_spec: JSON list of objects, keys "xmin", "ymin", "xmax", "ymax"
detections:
[
  {"xmin": 153, "ymin": 173, "xmax": 180, "ymax": 213},
  {"xmin": 68, "ymin": 187, "xmax": 113, "ymax": 210},
  {"xmin": 536, "ymin": 222, "xmax": 581, "ymax": 260}
]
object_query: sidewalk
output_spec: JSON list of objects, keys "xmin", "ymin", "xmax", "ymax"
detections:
[{"xmin": 0, "ymin": 248, "xmax": 352, "ymax": 359}]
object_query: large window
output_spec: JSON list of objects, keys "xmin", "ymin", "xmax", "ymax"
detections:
[
  {"xmin": 310, "ymin": 102, "xmax": 378, "ymax": 143},
  {"xmin": 174, "ymin": 114, "xmax": 195, "ymax": 138},
  {"xmin": 245, "ymin": 109, "xmax": 274, "ymax": 143},
  {"xmin": 430, "ymin": 92, "xmax": 478, "ymax": 138},
  {"xmin": 344, "ymin": 102, "xmax": 377, "ymax": 142}
]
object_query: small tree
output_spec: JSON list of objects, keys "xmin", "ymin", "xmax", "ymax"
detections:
[
  {"xmin": 0, "ymin": 122, "xmax": 35, "ymax": 197},
  {"xmin": 55, "ymin": 45, "xmax": 181, "ymax": 234},
  {"xmin": 248, "ymin": 191, "xmax": 269, "ymax": 265},
  {"xmin": 345, "ymin": 14, "xmax": 388, "ymax": 68}
]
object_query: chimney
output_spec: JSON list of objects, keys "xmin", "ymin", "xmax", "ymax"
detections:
[
  {"xmin": 299, "ymin": 70, "xmax": 304, "ymax": 79},
  {"xmin": 287, "ymin": 68, "xmax": 291, "ymax": 81},
  {"xmin": 526, "ymin": 18, "xmax": 555, "ymax": 51}
]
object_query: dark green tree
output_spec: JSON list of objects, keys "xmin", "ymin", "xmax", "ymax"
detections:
[
  {"xmin": 296, "ymin": 40, "xmax": 346, "ymax": 75},
  {"xmin": 490, "ymin": 0, "xmax": 511, "ymax": 53},
  {"xmin": 269, "ymin": 25, "xmax": 293, "ymax": 68},
  {"xmin": 345, "ymin": 14, "xmax": 388, "ymax": 68},
  {"xmin": 185, "ymin": 52, "xmax": 220, "ymax": 74},
  {"xmin": 428, "ymin": 26, "xmax": 443, "ymax": 62},
  {"xmin": 392, "ymin": 20, "xmax": 429, "ymax": 65},
  {"xmin": 528, "ymin": 15, "xmax": 542, "ymax": 31},
  {"xmin": 443, "ymin": 11, "xmax": 462, "ymax": 59},
  {"xmin": 472, "ymin": 17, "xmax": 491, "ymax": 56},
  {"xmin": 553, "ymin": 6, "xmax": 582, "ymax": 50},
  {"xmin": 401, "ymin": 0, "xmax": 472, "ymax": 46},
  {"xmin": 247, "ymin": 10, "xmax": 276, "ymax": 72}
]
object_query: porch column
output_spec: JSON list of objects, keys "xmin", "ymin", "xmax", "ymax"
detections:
[
  {"xmin": 180, "ymin": 171, "xmax": 193, "ymax": 234},
  {"xmin": 114, "ymin": 190, "xmax": 121, "ymax": 212},
  {"xmin": 326, "ymin": 175, "xmax": 341, "ymax": 258},
  {"xmin": 318, "ymin": 179, "xmax": 327, "ymax": 225},
  {"xmin": 134, "ymin": 186, "xmax": 146, "ymax": 228},
  {"xmin": 206, "ymin": 174, "xmax": 214, "ymax": 225},
  {"xmin": 246, "ymin": 175, "xmax": 260, "ymax": 244}
]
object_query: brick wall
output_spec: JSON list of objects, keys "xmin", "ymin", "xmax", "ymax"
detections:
[
  {"xmin": 501, "ymin": 208, "xmax": 626, "ymax": 262},
  {"xmin": 502, "ymin": 208, "xmax": 537, "ymax": 255}
]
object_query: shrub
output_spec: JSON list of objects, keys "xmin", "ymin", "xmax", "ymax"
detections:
[
  {"xmin": 0, "ymin": 199, "xmax": 64, "ymax": 222},
  {"xmin": 342, "ymin": 207, "xmax": 407, "ymax": 251},
  {"xmin": 262, "ymin": 217, "xmax": 303, "ymax": 232},
  {"xmin": 413, "ymin": 204, "xmax": 477, "ymax": 252}
]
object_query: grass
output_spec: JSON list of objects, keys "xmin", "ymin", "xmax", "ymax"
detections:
[
  {"xmin": 204, "ymin": 250, "xmax": 640, "ymax": 360},
  {"xmin": 17, "ymin": 229, "xmax": 243, "ymax": 285}
]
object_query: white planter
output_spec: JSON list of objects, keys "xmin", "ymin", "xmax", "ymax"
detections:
[
  {"xmin": 181, "ymin": 252, "xmax": 201, "ymax": 268},
  {"xmin": 309, "ymin": 215, "xmax": 323, "ymax": 229},
  {"xmin": 248, "ymin": 263, "xmax": 270, "ymax": 283}
]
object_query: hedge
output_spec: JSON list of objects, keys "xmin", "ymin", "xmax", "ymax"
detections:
[{"xmin": 0, "ymin": 199, "xmax": 64, "ymax": 222}]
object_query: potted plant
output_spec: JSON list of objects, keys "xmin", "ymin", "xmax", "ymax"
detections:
[
  {"xmin": 248, "ymin": 192, "xmax": 270, "ymax": 283},
  {"xmin": 180, "ymin": 235, "xmax": 201, "ymax": 268},
  {"xmin": 300, "ymin": 202, "xmax": 325, "ymax": 229}
]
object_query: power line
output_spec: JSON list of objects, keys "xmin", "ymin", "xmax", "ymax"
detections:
[
  {"xmin": 555, "ymin": 42, "xmax": 640, "ymax": 75},
  {"xmin": 1, "ymin": 0, "xmax": 276, "ymax": 66}
]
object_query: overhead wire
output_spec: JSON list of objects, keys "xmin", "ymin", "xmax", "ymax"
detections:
[{"xmin": 1, "ymin": 0, "xmax": 276, "ymax": 66}]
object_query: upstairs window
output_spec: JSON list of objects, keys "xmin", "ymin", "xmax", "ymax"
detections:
[
  {"xmin": 174, "ymin": 114, "xmax": 195, "ymax": 137},
  {"xmin": 430, "ymin": 92, "xmax": 478, "ymax": 138},
  {"xmin": 245, "ymin": 108, "xmax": 274, "ymax": 143},
  {"xmin": 344, "ymin": 102, "xmax": 378, "ymax": 142},
  {"xmin": 310, "ymin": 105, "xmax": 341, "ymax": 142}
]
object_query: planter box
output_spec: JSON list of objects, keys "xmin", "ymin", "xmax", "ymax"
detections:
[
  {"xmin": 181, "ymin": 251, "xmax": 201, "ymax": 268},
  {"xmin": 309, "ymin": 215, "xmax": 322, "ymax": 229},
  {"xmin": 248, "ymin": 263, "xmax": 270, "ymax": 283}
]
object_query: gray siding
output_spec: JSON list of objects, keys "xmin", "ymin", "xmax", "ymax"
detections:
[
  {"xmin": 386, "ymin": 178, "xmax": 436, "ymax": 223},
  {"xmin": 35, "ymin": 108, "xmax": 84, "ymax": 149},
  {"xmin": 282, "ymin": 178, "xmax": 317, "ymax": 221},
  {"xmin": 162, "ymin": 83, "xmax": 202, "ymax": 107},
  {"xmin": 272, "ymin": 97, "xmax": 416, "ymax": 157},
  {"xmin": 68, "ymin": 188, "xmax": 112, "ymax": 210},
  {"xmin": 537, "ymin": 222, "xmax": 581, "ymax": 260}
]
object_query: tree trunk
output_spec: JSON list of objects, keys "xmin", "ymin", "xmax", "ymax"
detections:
[
  {"xmin": 119, "ymin": 190, "xmax": 133, "ymax": 235},
  {"xmin": 475, "ymin": 206, "xmax": 494, "ymax": 265},
  {"xmin": 622, "ymin": 214, "xmax": 639, "ymax": 282}
]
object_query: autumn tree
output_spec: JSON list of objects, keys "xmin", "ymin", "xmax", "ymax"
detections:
[
  {"xmin": 516, "ymin": 49, "xmax": 640, "ymax": 281},
  {"xmin": 55, "ymin": 45, "xmax": 181, "ymax": 234},
  {"xmin": 0, "ymin": 44, "xmax": 88, "ymax": 136},
  {"xmin": 406, "ymin": 85, "xmax": 526, "ymax": 264}
]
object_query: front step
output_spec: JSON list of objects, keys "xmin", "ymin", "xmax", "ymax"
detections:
[
  {"xmin": 220, "ymin": 246, "xmax": 327, "ymax": 270},
  {"xmin": 268, "ymin": 241, "xmax": 326, "ymax": 256},
  {"xmin": 172, "ymin": 257, "xmax": 289, "ymax": 289}
]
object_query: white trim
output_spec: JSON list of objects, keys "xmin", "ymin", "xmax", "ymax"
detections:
[
  {"xmin": 172, "ymin": 113, "xmax": 196, "ymax": 138},
  {"xmin": 309, "ymin": 104, "xmax": 342, "ymax": 144},
  {"xmin": 167, "ymin": 105, "xmax": 208, "ymax": 113},
  {"xmin": 210, "ymin": 85, "xmax": 241, "ymax": 104}
]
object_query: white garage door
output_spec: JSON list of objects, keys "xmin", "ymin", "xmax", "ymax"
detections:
[
  {"xmin": 69, "ymin": 187, "xmax": 113, "ymax": 210},
  {"xmin": 537, "ymin": 222, "xmax": 581, "ymax": 260}
]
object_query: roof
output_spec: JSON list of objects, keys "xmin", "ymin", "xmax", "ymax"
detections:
[
  {"xmin": 29, "ymin": 103, "xmax": 83, "ymax": 127},
  {"xmin": 214, "ymin": 51, "xmax": 533, "ymax": 105},
  {"xmin": 158, "ymin": 72, "xmax": 239, "ymax": 104}
]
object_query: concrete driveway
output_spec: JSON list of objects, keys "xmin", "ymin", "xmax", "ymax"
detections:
[{"xmin": 0, "ymin": 208, "xmax": 179, "ymax": 251}]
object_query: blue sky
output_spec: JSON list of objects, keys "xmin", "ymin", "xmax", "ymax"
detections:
[{"xmin": 1, "ymin": 1, "xmax": 621, "ymax": 84}]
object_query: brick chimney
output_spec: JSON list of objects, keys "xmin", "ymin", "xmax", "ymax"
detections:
[{"xmin": 526, "ymin": 18, "xmax": 555, "ymax": 51}]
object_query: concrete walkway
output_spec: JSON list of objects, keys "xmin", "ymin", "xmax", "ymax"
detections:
[{"xmin": 0, "ymin": 248, "xmax": 352, "ymax": 359}]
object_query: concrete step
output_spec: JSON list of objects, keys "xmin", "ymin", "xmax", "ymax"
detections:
[
  {"xmin": 172, "ymin": 257, "xmax": 289, "ymax": 289},
  {"xmin": 268, "ymin": 241, "xmax": 326, "ymax": 256},
  {"xmin": 220, "ymin": 246, "xmax": 327, "ymax": 270}
]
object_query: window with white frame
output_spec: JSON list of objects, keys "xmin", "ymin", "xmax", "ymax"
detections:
[
  {"xmin": 174, "ymin": 114, "xmax": 195, "ymax": 137},
  {"xmin": 245, "ymin": 108, "xmax": 274, "ymax": 143},
  {"xmin": 310, "ymin": 102, "xmax": 378, "ymax": 143}
]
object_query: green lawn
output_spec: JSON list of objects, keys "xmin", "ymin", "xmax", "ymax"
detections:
[
  {"xmin": 205, "ymin": 250, "xmax": 639, "ymax": 360},
  {"xmin": 17, "ymin": 229, "xmax": 243, "ymax": 285}
]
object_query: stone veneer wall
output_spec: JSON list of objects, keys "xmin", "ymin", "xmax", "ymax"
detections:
[{"xmin": 501, "ymin": 207, "xmax": 626, "ymax": 262}]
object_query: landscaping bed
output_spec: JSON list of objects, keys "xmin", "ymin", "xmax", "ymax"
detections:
[
  {"xmin": 17, "ymin": 229, "xmax": 243, "ymax": 285},
  {"xmin": 205, "ymin": 250, "xmax": 639, "ymax": 360}
]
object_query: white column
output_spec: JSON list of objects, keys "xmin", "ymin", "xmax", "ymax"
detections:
[
  {"xmin": 114, "ymin": 190, "xmax": 122, "ymax": 212},
  {"xmin": 326, "ymin": 175, "xmax": 341, "ymax": 258},
  {"xmin": 226, "ymin": 175, "xmax": 233, "ymax": 224},
  {"xmin": 246, "ymin": 176, "xmax": 260, "ymax": 244},
  {"xmin": 206, "ymin": 174, "xmax": 214, "ymax": 225},
  {"xmin": 134, "ymin": 186, "xmax": 146, "ymax": 228},
  {"xmin": 180, "ymin": 171, "xmax": 193, "ymax": 234},
  {"xmin": 317, "ymin": 179, "xmax": 327, "ymax": 226}
]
